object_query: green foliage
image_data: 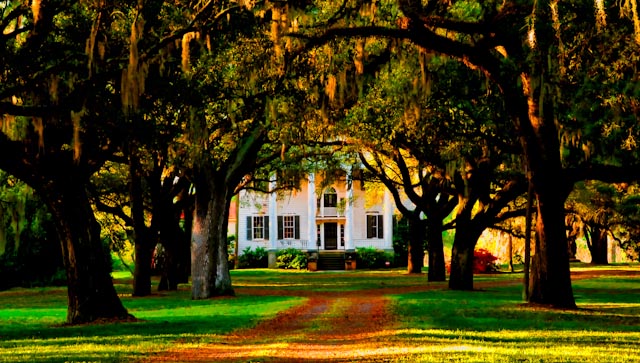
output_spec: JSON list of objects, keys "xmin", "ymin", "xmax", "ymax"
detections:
[
  {"xmin": 276, "ymin": 248, "xmax": 307, "ymax": 270},
  {"xmin": 0, "ymin": 173, "xmax": 64, "ymax": 290},
  {"xmin": 356, "ymin": 247, "xmax": 393, "ymax": 269},
  {"xmin": 238, "ymin": 246, "xmax": 268, "ymax": 268},
  {"xmin": 392, "ymin": 217, "xmax": 409, "ymax": 267}
]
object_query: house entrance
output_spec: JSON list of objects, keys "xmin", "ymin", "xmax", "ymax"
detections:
[{"xmin": 324, "ymin": 222, "xmax": 338, "ymax": 250}]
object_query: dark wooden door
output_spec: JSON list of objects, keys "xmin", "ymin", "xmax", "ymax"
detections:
[{"xmin": 324, "ymin": 223, "xmax": 338, "ymax": 250}]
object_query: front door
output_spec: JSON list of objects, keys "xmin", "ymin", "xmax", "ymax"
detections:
[{"xmin": 324, "ymin": 223, "xmax": 338, "ymax": 250}]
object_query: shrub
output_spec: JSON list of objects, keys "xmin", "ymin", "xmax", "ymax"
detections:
[
  {"xmin": 473, "ymin": 248, "xmax": 499, "ymax": 273},
  {"xmin": 238, "ymin": 246, "xmax": 268, "ymax": 268},
  {"xmin": 445, "ymin": 248, "xmax": 500, "ymax": 274},
  {"xmin": 356, "ymin": 247, "xmax": 393, "ymax": 269},
  {"xmin": 276, "ymin": 248, "xmax": 307, "ymax": 269}
]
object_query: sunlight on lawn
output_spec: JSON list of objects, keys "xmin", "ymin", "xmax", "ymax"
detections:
[{"xmin": 165, "ymin": 327, "xmax": 640, "ymax": 362}]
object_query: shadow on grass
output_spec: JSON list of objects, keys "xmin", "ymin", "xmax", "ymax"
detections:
[{"xmin": 0, "ymin": 291, "xmax": 302, "ymax": 363}]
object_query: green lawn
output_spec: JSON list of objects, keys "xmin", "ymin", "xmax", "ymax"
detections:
[
  {"xmin": 0, "ymin": 271, "xmax": 304, "ymax": 363},
  {"xmin": 1, "ymin": 267, "xmax": 639, "ymax": 362},
  {"xmin": 391, "ymin": 271, "xmax": 640, "ymax": 362}
]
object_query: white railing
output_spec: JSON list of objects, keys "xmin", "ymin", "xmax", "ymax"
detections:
[
  {"xmin": 277, "ymin": 239, "xmax": 309, "ymax": 250},
  {"xmin": 353, "ymin": 239, "xmax": 389, "ymax": 250},
  {"xmin": 317, "ymin": 207, "xmax": 343, "ymax": 218}
]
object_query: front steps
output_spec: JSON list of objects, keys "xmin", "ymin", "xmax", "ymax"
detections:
[{"xmin": 318, "ymin": 251, "xmax": 345, "ymax": 270}]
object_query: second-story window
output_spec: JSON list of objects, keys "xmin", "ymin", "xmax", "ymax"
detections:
[{"xmin": 324, "ymin": 187, "xmax": 337, "ymax": 208}]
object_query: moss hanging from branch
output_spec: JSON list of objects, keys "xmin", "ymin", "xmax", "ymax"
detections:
[
  {"xmin": 621, "ymin": 0, "xmax": 640, "ymax": 44},
  {"xmin": 31, "ymin": 0, "xmax": 41, "ymax": 26},
  {"xmin": 71, "ymin": 108, "xmax": 86, "ymax": 162},
  {"xmin": 121, "ymin": 14, "xmax": 147, "ymax": 112}
]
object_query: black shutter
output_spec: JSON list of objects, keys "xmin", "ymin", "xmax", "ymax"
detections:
[
  {"xmin": 277, "ymin": 216, "xmax": 283, "ymax": 240},
  {"xmin": 377, "ymin": 215, "xmax": 384, "ymax": 239},
  {"xmin": 264, "ymin": 216, "xmax": 269, "ymax": 239},
  {"xmin": 366, "ymin": 215, "xmax": 373, "ymax": 238},
  {"xmin": 246, "ymin": 216, "xmax": 252, "ymax": 241},
  {"xmin": 294, "ymin": 216, "xmax": 300, "ymax": 239}
]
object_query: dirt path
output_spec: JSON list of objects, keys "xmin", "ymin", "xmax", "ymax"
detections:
[{"xmin": 146, "ymin": 269, "xmax": 639, "ymax": 362}]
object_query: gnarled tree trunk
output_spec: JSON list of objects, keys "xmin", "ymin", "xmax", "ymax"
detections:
[
  {"xmin": 426, "ymin": 219, "xmax": 446, "ymax": 281},
  {"xmin": 586, "ymin": 226, "xmax": 608, "ymax": 265},
  {"xmin": 528, "ymin": 191, "xmax": 574, "ymax": 307},
  {"xmin": 191, "ymin": 169, "xmax": 234, "ymax": 299},
  {"xmin": 406, "ymin": 217, "xmax": 426, "ymax": 274},
  {"xmin": 449, "ymin": 221, "xmax": 483, "ymax": 290},
  {"xmin": 43, "ymin": 177, "xmax": 130, "ymax": 324},
  {"xmin": 130, "ymin": 145, "xmax": 155, "ymax": 297}
]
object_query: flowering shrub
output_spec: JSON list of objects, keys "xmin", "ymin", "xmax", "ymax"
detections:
[
  {"xmin": 473, "ymin": 248, "xmax": 499, "ymax": 273},
  {"xmin": 445, "ymin": 248, "xmax": 499, "ymax": 273}
]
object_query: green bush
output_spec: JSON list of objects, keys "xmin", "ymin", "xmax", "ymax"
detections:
[
  {"xmin": 356, "ymin": 247, "xmax": 393, "ymax": 269},
  {"xmin": 276, "ymin": 248, "xmax": 307, "ymax": 269},
  {"xmin": 238, "ymin": 246, "xmax": 268, "ymax": 268}
]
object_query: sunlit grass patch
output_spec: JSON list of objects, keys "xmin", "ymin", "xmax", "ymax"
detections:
[
  {"xmin": 389, "ymin": 274, "xmax": 640, "ymax": 362},
  {"xmin": 383, "ymin": 328, "xmax": 640, "ymax": 362},
  {"xmin": 0, "ymin": 284, "xmax": 303, "ymax": 363}
]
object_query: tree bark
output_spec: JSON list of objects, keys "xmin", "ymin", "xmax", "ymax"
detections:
[
  {"xmin": 133, "ymin": 240, "xmax": 155, "ymax": 296},
  {"xmin": 43, "ymin": 177, "xmax": 130, "ymax": 324},
  {"xmin": 426, "ymin": 219, "xmax": 446, "ymax": 281},
  {"xmin": 130, "ymin": 145, "xmax": 154, "ymax": 297},
  {"xmin": 406, "ymin": 217, "xmax": 425, "ymax": 274},
  {"xmin": 587, "ymin": 226, "xmax": 608, "ymax": 265},
  {"xmin": 449, "ymin": 222, "xmax": 482, "ymax": 290},
  {"xmin": 191, "ymin": 169, "xmax": 234, "ymax": 299},
  {"xmin": 528, "ymin": 192, "xmax": 575, "ymax": 307}
]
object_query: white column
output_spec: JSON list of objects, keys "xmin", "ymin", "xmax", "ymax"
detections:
[
  {"xmin": 307, "ymin": 172, "xmax": 317, "ymax": 250},
  {"xmin": 268, "ymin": 175, "xmax": 278, "ymax": 250},
  {"xmin": 383, "ymin": 188, "xmax": 394, "ymax": 250},
  {"xmin": 345, "ymin": 170, "xmax": 354, "ymax": 251}
]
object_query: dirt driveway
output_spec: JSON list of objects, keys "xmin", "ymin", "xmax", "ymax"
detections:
[{"xmin": 147, "ymin": 269, "xmax": 638, "ymax": 362}]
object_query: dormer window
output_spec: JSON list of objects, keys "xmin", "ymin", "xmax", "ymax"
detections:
[{"xmin": 324, "ymin": 187, "xmax": 337, "ymax": 208}]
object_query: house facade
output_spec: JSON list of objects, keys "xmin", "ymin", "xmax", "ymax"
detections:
[{"xmin": 236, "ymin": 170, "xmax": 394, "ymax": 269}]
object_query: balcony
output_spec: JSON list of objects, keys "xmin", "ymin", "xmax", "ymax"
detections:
[{"xmin": 316, "ymin": 207, "xmax": 344, "ymax": 220}]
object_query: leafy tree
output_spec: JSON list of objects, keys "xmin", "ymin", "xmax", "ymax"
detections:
[
  {"xmin": 0, "ymin": 1, "xmax": 135, "ymax": 323},
  {"xmin": 292, "ymin": 0, "xmax": 640, "ymax": 307},
  {"xmin": 0, "ymin": 171, "xmax": 63, "ymax": 290}
]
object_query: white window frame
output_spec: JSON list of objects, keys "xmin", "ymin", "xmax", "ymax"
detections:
[{"xmin": 283, "ymin": 215, "xmax": 296, "ymax": 239}]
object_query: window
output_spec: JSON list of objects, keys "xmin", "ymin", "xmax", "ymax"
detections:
[
  {"xmin": 366, "ymin": 215, "xmax": 384, "ymax": 239},
  {"xmin": 340, "ymin": 224, "xmax": 345, "ymax": 247},
  {"xmin": 324, "ymin": 187, "xmax": 337, "ymax": 207},
  {"xmin": 246, "ymin": 216, "xmax": 269, "ymax": 240},
  {"xmin": 277, "ymin": 215, "xmax": 300, "ymax": 239},
  {"xmin": 283, "ymin": 216, "xmax": 295, "ymax": 238}
]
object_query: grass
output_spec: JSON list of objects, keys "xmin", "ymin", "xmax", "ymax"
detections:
[
  {"xmin": 0, "ymin": 271, "xmax": 304, "ymax": 363},
  {"xmin": 391, "ymin": 270, "xmax": 640, "ymax": 362},
  {"xmin": 1, "ymin": 266, "xmax": 640, "ymax": 362}
]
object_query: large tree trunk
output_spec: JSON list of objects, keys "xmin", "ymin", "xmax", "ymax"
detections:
[
  {"xmin": 426, "ymin": 219, "xmax": 446, "ymax": 281},
  {"xmin": 406, "ymin": 217, "xmax": 425, "ymax": 274},
  {"xmin": 449, "ymin": 242, "xmax": 474, "ymax": 290},
  {"xmin": 449, "ymin": 222, "xmax": 482, "ymax": 290},
  {"xmin": 130, "ymin": 146, "xmax": 154, "ymax": 297},
  {"xmin": 587, "ymin": 226, "xmax": 608, "ymax": 265},
  {"xmin": 191, "ymin": 170, "xmax": 234, "ymax": 299},
  {"xmin": 503, "ymin": 0, "xmax": 576, "ymax": 309},
  {"xmin": 44, "ymin": 178, "xmax": 130, "ymax": 324},
  {"xmin": 528, "ymin": 192, "xmax": 575, "ymax": 307},
  {"xmin": 133, "ymin": 239, "xmax": 155, "ymax": 296}
]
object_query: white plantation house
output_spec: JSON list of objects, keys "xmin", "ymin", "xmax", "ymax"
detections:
[{"xmin": 236, "ymin": 169, "xmax": 395, "ymax": 270}]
